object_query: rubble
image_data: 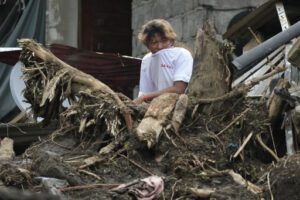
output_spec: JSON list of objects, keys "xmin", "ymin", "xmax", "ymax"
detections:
[
  {"xmin": 5, "ymin": 29, "xmax": 274, "ymax": 200},
  {"xmin": 2, "ymin": 5, "xmax": 300, "ymax": 200}
]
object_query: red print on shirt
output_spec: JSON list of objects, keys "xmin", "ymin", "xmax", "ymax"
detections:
[{"xmin": 161, "ymin": 64, "xmax": 172, "ymax": 68}]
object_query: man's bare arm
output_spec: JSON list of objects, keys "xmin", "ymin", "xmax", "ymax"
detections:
[{"xmin": 133, "ymin": 81, "xmax": 188, "ymax": 104}]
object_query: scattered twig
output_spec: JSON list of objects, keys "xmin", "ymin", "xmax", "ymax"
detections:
[
  {"xmin": 79, "ymin": 149, "xmax": 123, "ymax": 169},
  {"xmin": 8, "ymin": 111, "xmax": 28, "ymax": 124},
  {"xmin": 205, "ymin": 120, "xmax": 225, "ymax": 152},
  {"xmin": 165, "ymin": 124, "xmax": 188, "ymax": 147},
  {"xmin": 189, "ymin": 187, "xmax": 215, "ymax": 198},
  {"xmin": 0, "ymin": 123, "xmax": 28, "ymax": 135},
  {"xmin": 163, "ymin": 128, "xmax": 178, "ymax": 148},
  {"xmin": 204, "ymin": 165, "xmax": 262, "ymax": 195},
  {"xmin": 248, "ymin": 27, "xmax": 262, "ymax": 44},
  {"xmin": 155, "ymin": 150, "xmax": 170, "ymax": 163},
  {"xmin": 268, "ymin": 125, "xmax": 278, "ymax": 155},
  {"xmin": 78, "ymin": 169, "xmax": 102, "ymax": 181},
  {"xmin": 186, "ymin": 113, "xmax": 201, "ymax": 127},
  {"xmin": 233, "ymin": 131, "xmax": 253, "ymax": 159},
  {"xmin": 217, "ymin": 108, "xmax": 250, "ymax": 136},
  {"xmin": 191, "ymin": 104, "xmax": 199, "ymax": 120},
  {"xmin": 110, "ymin": 179, "xmax": 140, "ymax": 194},
  {"xmin": 267, "ymin": 172, "xmax": 274, "ymax": 200},
  {"xmin": 50, "ymin": 132, "xmax": 72, "ymax": 150},
  {"xmin": 283, "ymin": 156, "xmax": 290, "ymax": 168},
  {"xmin": 255, "ymin": 134, "xmax": 280, "ymax": 162},
  {"xmin": 79, "ymin": 148, "xmax": 125, "ymax": 169},
  {"xmin": 170, "ymin": 179, "xmax": 181, "ymax": 200},
  {"xmin": 226, "ymin": 169, "xmax": 262, "ymax": 194},
  {"xmin": 64, "ymin": 155, "xmax": 89, "ymax": 162},
  {"xmin": 191, "ymin": 154, "xmax": 205, "ymax": 170},
  {"xmin": 118, "ymin": 153, "xmax": 154, "ymax": 176},
  {"xmin": 174, "ymin": 197, "xmax": 185, "ymax": 200},
  {"xmin": 60, "ymin": 183, "xmax": 120, "ymax": 192}
]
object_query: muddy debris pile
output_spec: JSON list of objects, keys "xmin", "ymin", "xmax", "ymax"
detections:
[{"xmin": 1, "ymin": 24, "xmax": 300, "ymax": 200}]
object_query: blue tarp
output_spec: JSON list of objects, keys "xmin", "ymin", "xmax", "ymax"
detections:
[{"xmin": 0, "ymin": 0, "xmax": 45, "ymax": 121}]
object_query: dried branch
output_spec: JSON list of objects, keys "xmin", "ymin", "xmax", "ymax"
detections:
[
  {"xmin": 119, "ymin": 153, "xmax": 154, "ymax": 176},
  {"xmin": 18, "ymin": 38, "xmax": 133, "ymax": 137},
  {"xmin": 60, "ymin": 183, "xmax": 120, "ymax": 192},
  {"xmin": 255, "ymin": 134, "xmax": 280, "ymax": 162},
  {"xmin": 233, "ymin": 131, "xmax": 253, "ymax": 158},
  {"xmin": 196, "ymin": 66, "xmax": 286, "ymax": 104},
  {"xmin": 217, "ymin": 108, "xmax": 250, "ymax": 136}
]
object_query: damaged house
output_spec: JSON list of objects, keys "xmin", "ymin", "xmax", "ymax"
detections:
[{"xmin": 225, "ymin": 0, "xmax": 300, "ymax": 156}]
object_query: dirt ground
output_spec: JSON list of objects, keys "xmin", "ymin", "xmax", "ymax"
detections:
[{"xmin": 1, "ymin": 96, "xmax": 299, "ymax": 200}]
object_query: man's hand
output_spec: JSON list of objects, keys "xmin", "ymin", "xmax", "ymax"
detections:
[
  {"xmin": 133, "ymin": 96, "xmax": 145, "ymax": 104},
  {"xmin": 133, "ymin": 81, "xmax": 187, "ymax": 104}
]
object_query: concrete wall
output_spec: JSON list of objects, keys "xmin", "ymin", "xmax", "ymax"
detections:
[
  {"xmin": 45, "ymin": 0, "xmax": 269, "ymax": 56},
  {"xmin": 46, "ymin": 0, "xmax": 79, "ymax": 47},
  {"xmin": 132, "ymin": 0, "xmax": 268, "ymax": 57}
]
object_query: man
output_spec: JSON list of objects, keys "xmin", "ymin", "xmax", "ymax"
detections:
[{"xmin": 133, "ymin": 19, "xmax": 193, "ymax": 104}]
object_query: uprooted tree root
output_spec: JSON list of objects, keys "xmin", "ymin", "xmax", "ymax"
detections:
[
  {"xmin": 18, "ymin": 39, "xmax": 143, "ymax": 137},
  {"xmin": 6, "ymin": 39, "xmax": 291, "ymax": 199}
]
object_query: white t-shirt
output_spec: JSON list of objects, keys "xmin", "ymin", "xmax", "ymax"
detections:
[{"xmin": 138, "ymin": 47, "xmax": 193, "ymax": 97}]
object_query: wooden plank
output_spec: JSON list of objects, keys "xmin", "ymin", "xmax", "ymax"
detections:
[
  {"xmin": 288, "ymin": 37, "xmax": 300, "ymax": 67},
  {"xmin": 247, "ymin": 59, "xmax": 285, "ymax": 97},
  {"xmin": 0, "ymin": 121, "xmax": 58, "ymax": 145},
  {"xmin": 232, "ymin": 46, "xmax": 284, "ymax": 87}
]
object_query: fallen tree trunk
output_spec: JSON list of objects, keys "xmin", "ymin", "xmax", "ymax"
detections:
[
  {"xmin": 18, "ymin": 39, "xmax": 133, "ymax": 137},
  {"xmin": 188, "ymin": 22, "xmax": 233, "ymax": 114}
]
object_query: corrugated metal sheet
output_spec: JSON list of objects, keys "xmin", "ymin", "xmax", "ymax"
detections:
[{"xmin": 0, "ymin": 44, "xmax": 142, "ymax": 98}]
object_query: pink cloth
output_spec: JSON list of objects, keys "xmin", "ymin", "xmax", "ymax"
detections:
[{"xmin": 129, "ymin": 176, "xmax": 164, "ymax": 200}]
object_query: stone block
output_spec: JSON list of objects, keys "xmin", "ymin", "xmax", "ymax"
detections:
[
  {"xmin": 183, "ymin": 37, "xmax": 196, "ymax": 54},
  {"xmin": 169, "ymin": 16, "xmax": 184, "ymax": 40},
  {"xmin": 132, "ymin": 4, "xmax": 152, "ymax": 34},
  {"xmin": 182, "ymin": 8, "xmax": 206, "ymax": 39},
  {"xmin": 172, "ymin": 0, "xmax": 184, "ymax": 16},
  {"xmin": 184, "ymin": 0, "xmax": 200, "ymax": 12},
  {"xmin": 152, "ymin": 0, "xmax": 172, "ymax": 18},
  {"xmin": 212, "ymin": 10, "xmax": 245, "ymax": 34}
]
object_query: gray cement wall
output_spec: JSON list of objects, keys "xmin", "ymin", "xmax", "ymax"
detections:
[
  {"xmin": 132, "ymin": 0, "xmax": 268, "ymax": 57},
  {"xmin": 46, "ymin": 0, "xmax": 79, "ymax": 47},
  {"xmin": 45, "ymin": 0, "xmax": 268, "ymax": 57}
]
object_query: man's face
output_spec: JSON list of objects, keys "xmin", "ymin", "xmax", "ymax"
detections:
[{"xmin": 147, "ymin": 33, "xmax": 171, "ymax": 53}]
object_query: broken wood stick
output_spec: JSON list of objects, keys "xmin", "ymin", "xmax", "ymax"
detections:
[
  {"xmin": 226, "ymin": 169, "xmax": 262, "ymax": 194},
  {"xmin": 233, "ymin": 131, "xmax": 253, "ymax": 158},
  {"xmin": 205, "ymin": 165, "xmax": 262, "ymax": 195},
  {"xmin": 189, "ymin": 187, "xmax": 215, "ymax": 198},
  {"xmin": 60, "ymin": 183, "xmax": 120, "ymax": 192},
  {"xmin": 78, "ymin": 169, "xmax": 102, "ymax": 181},
  {"xmin": 217, "ymin": 108, "xmax": 250, "ymax": 136},
  {"xmin": 267, "ymin": 172, "xmax": 274, "ymax": 200},
  {"xmin": 255, "ymin": 134, "xmax": 280, "ymax": 162},
  {"xmin": 118, "ymin": 153, "xmax": 154, "ymax": 176},
  {"xmin": 79, "ymin": 148, "xmax": 126, "ymax": 169},
  {"xmin": 8, "ymin": 111, "xmax": 28, "ymax": 124}
]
